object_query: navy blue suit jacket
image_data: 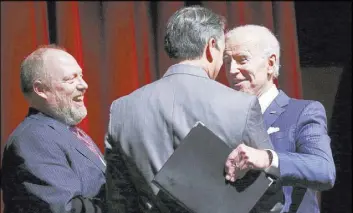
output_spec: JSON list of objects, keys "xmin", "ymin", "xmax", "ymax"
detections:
[
  {"xmin": 263, "ymin": 91, "xmax": 336, "ymax": 213},
  {"xmin": 1, "ymin": 108, "xmax": 106, "ymax": 213}
]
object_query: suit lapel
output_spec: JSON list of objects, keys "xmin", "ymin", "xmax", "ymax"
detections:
[
  {"xmin": 30, "ymin": 112, "xmax": 106, "ymax": 173},
  {"xmin": 70, "ymin": 132, "xmax": 106, "ymax": 173},
  {"xmin": 263, "ymin": 90, "xmax": 290, "ymax": 129}
]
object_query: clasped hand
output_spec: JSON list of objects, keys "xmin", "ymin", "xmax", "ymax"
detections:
[{"xmin": 224, "ymin": 144, "xmax": 270, "ymax": 182}]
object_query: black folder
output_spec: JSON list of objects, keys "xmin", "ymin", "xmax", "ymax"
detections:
[{"xmin": 152, "ymin": 122, "xmax": 274, "ymax": 213}]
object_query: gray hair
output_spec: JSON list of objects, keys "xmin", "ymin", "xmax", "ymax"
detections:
[
  {"xmin": 164, "ymin": 5, "xmax": 226, "ymax": 60},
  {"xmin": 226, "ymin": 25, "xmax": 281, "ymax": 78},
  {"xmin": 20, "ymin": 44, "xmax": 66, "ymax": 96}
]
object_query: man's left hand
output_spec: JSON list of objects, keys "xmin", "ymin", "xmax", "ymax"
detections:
[{"xmin": 225, "ymin": 144, "xmax": 270, "ymax": 182}]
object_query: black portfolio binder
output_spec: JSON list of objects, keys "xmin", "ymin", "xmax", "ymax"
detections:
[{"xmin": 152, "ymin": 122, "xmax": 274, "ymax": 213}]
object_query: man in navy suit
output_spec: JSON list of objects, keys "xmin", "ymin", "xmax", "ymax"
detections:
[
  {"xmin": 1, "ymin": 45, "xmax": 106, "ymax": 213},
  {"xmin": 223, "ymin": 25, "xmax": 336, "ymax": 213}
]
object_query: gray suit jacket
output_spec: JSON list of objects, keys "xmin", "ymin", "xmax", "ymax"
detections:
[{"xmin": 105, "ymin": 64, "xmax": 276, "ymax": 213}]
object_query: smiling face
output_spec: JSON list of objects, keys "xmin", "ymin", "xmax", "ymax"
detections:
[
  {"xmin": 224, "ymin": 28, "xmax": 277, "ymax": 97},
  {"xmin": 41, "ymin": 49, "xmax": 88, "ymax": 125}
]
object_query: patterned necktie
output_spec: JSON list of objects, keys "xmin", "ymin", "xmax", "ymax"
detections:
[{"xmin": 69, "ymin": 126, "xmax": 106, "ymax": 166}]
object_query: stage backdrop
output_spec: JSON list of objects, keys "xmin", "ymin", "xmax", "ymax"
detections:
[
  {"xmin": 1, "ymin": 1, "xmax": 301, "ymax": 154},
  {"xmin": 1, "ymin": 1, "xmax": 302, "ymax": 212}
]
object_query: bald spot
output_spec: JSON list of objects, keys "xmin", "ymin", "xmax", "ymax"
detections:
[{"xmin": 41, "ymin": 49, "xmax": 81, "ymax": 81}]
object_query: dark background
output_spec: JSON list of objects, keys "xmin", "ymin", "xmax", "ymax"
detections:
[
  {"xmin": 295, "ymin": 1, "xmax": 351, "ymax": 67},
  {"xmin": 295, "ymin": 2, "xmax": 352, "ymax": 213}
]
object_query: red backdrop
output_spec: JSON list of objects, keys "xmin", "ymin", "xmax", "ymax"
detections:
[{"xmin": 1, "ymin": 2, "xmax": 302, "ymax": 211}]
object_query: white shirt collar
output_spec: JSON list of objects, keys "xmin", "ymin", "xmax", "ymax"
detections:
[{"xmin": 258, "ymin": 85, "xmax": 279, "ymax": 114}]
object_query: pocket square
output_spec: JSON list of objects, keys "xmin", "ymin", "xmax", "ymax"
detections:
[{"xmin": 267, "ymin": 127, "xmax": 280, "ymax": 135}]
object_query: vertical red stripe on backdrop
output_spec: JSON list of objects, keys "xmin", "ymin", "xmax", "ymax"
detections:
[
  {"xmin": 72, "ymin": 2, "xmax": 89, "ymax": 132},
  {"xmin": 286, "ymin": 3, "xmax": 301, "ymax": 99},
  {"xmin": 262, "ymin": 2, "xmax": 275, "ymax": 37},
  {"xmin": 134, "ymin": 1, "xmax": 153, "ymax": 85},
  {"xmin": 72, "ymin": 2, "xmax": 83, "ymax": 68},
  {"xmin": 56, "ymin": 1, "xmax": 89, "ymax": 132},
  {"xmin": 30, "ymin": 2, "xmax": 38, "ymax": 47},
  {"xmin": 40, "ymin": 2, "xmax": 49, "ymax": 45},
  {"xmin": 129, "ymin": 4, "xmax": 139, "ymax": 89},
  {"xmin": 142, "ymin": 12, "xmax": 152, "ymax": 85},
  {"xmin": 237, "ymin": 1, "xmax": 246, "ymax": 25},
  {"xmin": 276, "ymin": 2, "xmax": 302, "ymax": 98},
  {"xmin": 104, "ymin": 2, "xmax": 140, "ymax": 101},
  {"xmin": 143, "ymin": 38, "xmax": 152, "ymax": 85},
  {"xmin": 261, "ymin": 2, "xmax": 279, "ymax": 87}
]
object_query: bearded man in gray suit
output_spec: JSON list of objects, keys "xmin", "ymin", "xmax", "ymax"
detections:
[{"xmin": 105, "ymin": 5, "xmax": 279, "ymax": 213}]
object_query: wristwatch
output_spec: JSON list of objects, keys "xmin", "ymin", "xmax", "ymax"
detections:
[{"xmin": 266, "ymin": 150, "xmax": 273, "ymax": 166}]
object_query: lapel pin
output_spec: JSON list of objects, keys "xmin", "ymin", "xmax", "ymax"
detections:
[{"xmin": 270, "ymin": 111, "xmax": 276, "ymax": 114}]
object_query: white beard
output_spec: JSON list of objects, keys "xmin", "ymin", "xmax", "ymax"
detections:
[{"xmin": 48, "ymin": 94, "xmax": 87, "ymax": 126}]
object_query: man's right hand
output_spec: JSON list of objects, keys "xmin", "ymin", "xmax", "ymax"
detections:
[{"xmin": 225, "ymin": 144, "xmax": 271, "ymax": 182}]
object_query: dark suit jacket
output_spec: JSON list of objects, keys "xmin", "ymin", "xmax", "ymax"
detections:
[
  {"xmin": 256, "ymin": 90, "xmax": 336, "ymax": 213},
  {"xmin": 1, "ymin": 108, "xmax": 106, "ymax": 213}
]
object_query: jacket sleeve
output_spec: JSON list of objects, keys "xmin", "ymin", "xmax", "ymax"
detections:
[
  {"xmin": 277, "ymin": 101, "xmax": 336, "ymax": 191},
  {"xmin": 3, "ymin": 125, "xmax": 104, "ymax": 213}
]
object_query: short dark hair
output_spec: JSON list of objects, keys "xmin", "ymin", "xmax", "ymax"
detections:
[
  {"xmin": 20, "ymin": 44, "xmax": 66, "ymax": 95},
  {"xmin": 164, "ymin": 5, "xmax": 226, "ymax": 60}
]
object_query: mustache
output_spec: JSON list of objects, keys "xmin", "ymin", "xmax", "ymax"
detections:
[{"xmin": 73, "ymin": 92, "xmax": 85, "ymax": 98}]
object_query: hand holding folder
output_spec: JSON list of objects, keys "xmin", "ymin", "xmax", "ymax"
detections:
[{"xmin": 152, "ymin": 122, "xmax": 274, "ymax": 213}]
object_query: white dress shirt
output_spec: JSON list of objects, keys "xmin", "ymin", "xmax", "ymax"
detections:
[
  {"xmin": 258, "ymin": 85, "xmax": 280, "ymax": 172},
  {"xmin": 258, "ymin": 85, "xmax": 279, "ymax": 114}
]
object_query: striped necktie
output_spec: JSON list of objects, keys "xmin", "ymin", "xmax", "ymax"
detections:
[{"xmin": 69, "ymin": 126, "xmax": 106, "ymax": 166}]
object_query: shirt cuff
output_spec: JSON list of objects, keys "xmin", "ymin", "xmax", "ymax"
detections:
[{"xmin": 264, "ymin": 149, "xmax": 279, "ymax": 171}]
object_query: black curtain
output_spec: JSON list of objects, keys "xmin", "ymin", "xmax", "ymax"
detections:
[{"xmin": 321, "ymin": 57, "xmax": 352, "ymax": 213}]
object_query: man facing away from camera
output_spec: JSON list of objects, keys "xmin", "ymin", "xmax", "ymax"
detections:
[
  {"xmin": 105, "ymin": 6, "xmax": 281, "ymax": 213},
  {"xmin": 223, "ymin": 25, "xmax": 336, "ymax": 213},
  {"xmin": 1, "ymin": 45, "xmax": 106, "ymax": 213}
]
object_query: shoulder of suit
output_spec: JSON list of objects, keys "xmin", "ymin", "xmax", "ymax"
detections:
[
  {"xmin": 23, "ymin": 118, "xmax": 61, "ymax": 134},
  {"xmin": 286, "ymin": 97, "xmax": 327, "ymax": 117},
  {"xmin": 111, "ymin": 79, "xmax": 161, "ymax": 104},
  {"xmin": 6, "ymin": 119, "xmax": 62, "ymax": 148},
  {"xmin": 288, "ymin": 97, "xmax": 323, "ymax": 107},
  {"xmin": 110, "ymin": 78, "xmax": 256, "ymax": 108}
]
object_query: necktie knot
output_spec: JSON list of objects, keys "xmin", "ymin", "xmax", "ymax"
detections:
[{"xmin": 69, "ymin": 126, "xmax": 84, "ymax": 138}]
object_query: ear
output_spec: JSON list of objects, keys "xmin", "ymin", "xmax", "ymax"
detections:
[
  {"xmin": 267, "ymin": 54, "xmax": 277, "ymax": 76},
  {"xmin": 33, "ymin": 80, "xmax": 49, "ymax": 99},
  {"xmin": 205, "ymin": 37, "xmax": 217, "ymax": 63}
]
